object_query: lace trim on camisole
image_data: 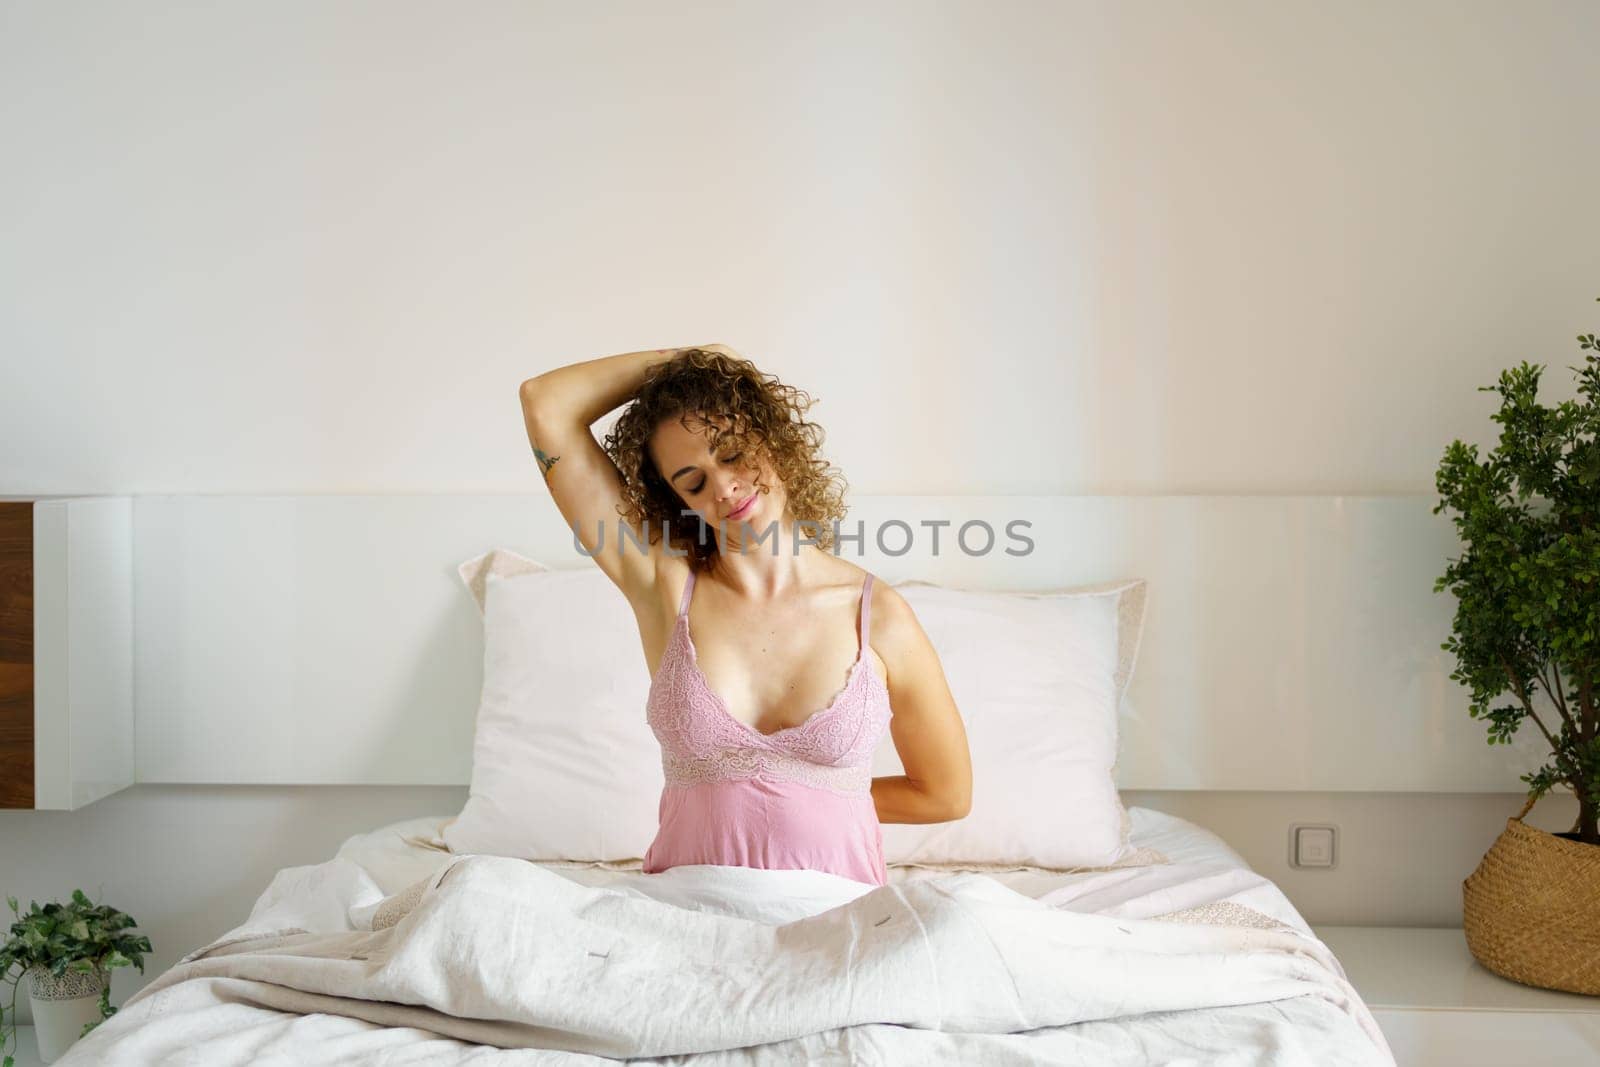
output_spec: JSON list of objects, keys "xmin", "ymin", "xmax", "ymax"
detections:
[
  {"xmin": 662, "ymin": 748, "xmax": 872, "ymax": 796},
  {"xmin": 646, "ymin": 568, "xmax": 890, "ymax": 796}
]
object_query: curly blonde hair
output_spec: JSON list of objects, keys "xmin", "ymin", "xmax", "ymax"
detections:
[{"xmin": 601, "ymin": 348, "xmax": 849, "ymax": 572}]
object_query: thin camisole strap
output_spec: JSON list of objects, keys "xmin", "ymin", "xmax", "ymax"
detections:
[
  {"xmin": 677, "ymin": 568, "xmax": 697, "ymax": 618},
  {"xmin": 858, "ymin": 573, "xmax": 873, "ymax": 650}
]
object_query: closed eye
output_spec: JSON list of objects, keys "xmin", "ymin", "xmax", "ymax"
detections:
[{"xmin": 688, "ymin": 452, "xmax": 742, "ymax": 494}]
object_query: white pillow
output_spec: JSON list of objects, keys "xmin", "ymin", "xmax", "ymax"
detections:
[
  {"xmin": 871, "ymin": 578, "xmax": 1149, "ymax": 870},
  {"xmin": 445, "ymin": 548, "xmax": 1150, "ymax": 871},
  {"xmin": 455, "ymin": 546, "xmax": 549, "ymax": 617},
  {"xmin": 443, "ymin": 554, "xmax": 664, "ymax": 862}
]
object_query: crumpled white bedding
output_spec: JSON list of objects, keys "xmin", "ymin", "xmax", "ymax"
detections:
[{"xmin": 53, "ymin": 808, "xmax": 1396, "ymax": 1066}]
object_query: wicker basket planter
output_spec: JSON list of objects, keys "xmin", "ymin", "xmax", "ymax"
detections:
[{"xmin": 1462, "ymin": 792, "xmax": 1600, "ymax": 996}]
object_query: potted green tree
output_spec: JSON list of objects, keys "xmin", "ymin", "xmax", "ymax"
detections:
[
  {"xmin": 0, "ymin": 890, "xmax": 152, "ymax": 1065},
  {"xmin": 1434, "ymin": 297, "xmax": 1600, "ymax": 996}
]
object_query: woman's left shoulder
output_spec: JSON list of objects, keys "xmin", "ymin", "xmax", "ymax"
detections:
[{"xmin": 861, "ymin": 571, "xmax": 916, "ymax": 634}]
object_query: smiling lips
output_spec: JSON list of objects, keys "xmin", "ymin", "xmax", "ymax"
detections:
[{"xmin": 726, "ymin": 494, "xmax": 756, "ymax": 520}]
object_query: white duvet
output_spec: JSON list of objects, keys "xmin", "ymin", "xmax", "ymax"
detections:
[{"xmin": 54, "ymin": 811, "xmax": 1396, "ymax": 1066}]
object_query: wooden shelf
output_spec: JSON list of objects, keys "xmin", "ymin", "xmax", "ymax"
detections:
[{"xmin": 0, "ymin": 498, "xmax": 133, "ymax": 811}]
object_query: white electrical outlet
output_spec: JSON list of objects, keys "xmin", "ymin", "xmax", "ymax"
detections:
[{"xmin": 1289, "ymin": 823, "xmax": 1338, "ymax": 869}]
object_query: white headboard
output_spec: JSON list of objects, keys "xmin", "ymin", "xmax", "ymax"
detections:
[{"xmin": 128, "ymin": 493, "xmax": 1549, "ymax": 791}]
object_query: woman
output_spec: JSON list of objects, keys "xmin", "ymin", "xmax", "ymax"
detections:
[{"xmin": 517, "ymin": 344, "xmax": 971, "ymax": 886}]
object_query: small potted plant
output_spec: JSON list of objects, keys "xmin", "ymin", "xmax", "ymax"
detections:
[
  {"xmin": 1433, "ymin": 297, "xmax": 1600, "ymax": 995},
  {"xmin": 0, "ymin": 890, "xmax": 152, "ymax": 1066}
]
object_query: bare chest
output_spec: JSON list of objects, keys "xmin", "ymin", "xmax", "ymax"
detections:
[{"xmin": 680, "ymin": 608, "xmax": 882, "ymax": 735}]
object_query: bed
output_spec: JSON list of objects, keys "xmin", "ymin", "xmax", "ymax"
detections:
[
  {"xmin": 41, "ymin": 537, "xmax": 1407, "ymax": 1064},
  {"xmin": 53, "ymin": 805, "xmax": 1396, "ymax": 1065}
]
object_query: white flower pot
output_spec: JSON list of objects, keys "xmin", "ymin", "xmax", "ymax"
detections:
[{"xmin": 26, "ymin": 965, "xmax": 108, "ymax": 1064}]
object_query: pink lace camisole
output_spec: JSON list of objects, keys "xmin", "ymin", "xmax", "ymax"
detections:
[{"xmin": 642, "ymin": 568, "xmax": 892, "ymax": 886}]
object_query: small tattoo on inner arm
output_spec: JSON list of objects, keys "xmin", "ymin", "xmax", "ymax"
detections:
[{"xmin": 533, "ymin": 445, "xmax": 560, "ymax": 480}]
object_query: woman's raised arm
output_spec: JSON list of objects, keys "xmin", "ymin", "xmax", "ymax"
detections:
[{"xmin": 517, "ymin": 347, "xmax": 685, "ymax": 603}]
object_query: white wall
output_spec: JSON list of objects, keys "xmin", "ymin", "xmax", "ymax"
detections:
[
  {"xmin": 3, "ymin": 0, "xmax": 1599, "ymax": 1006},
  {"xmin": 4, "ymin": 0, "xmax": 1597, "ymax": 494}
]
